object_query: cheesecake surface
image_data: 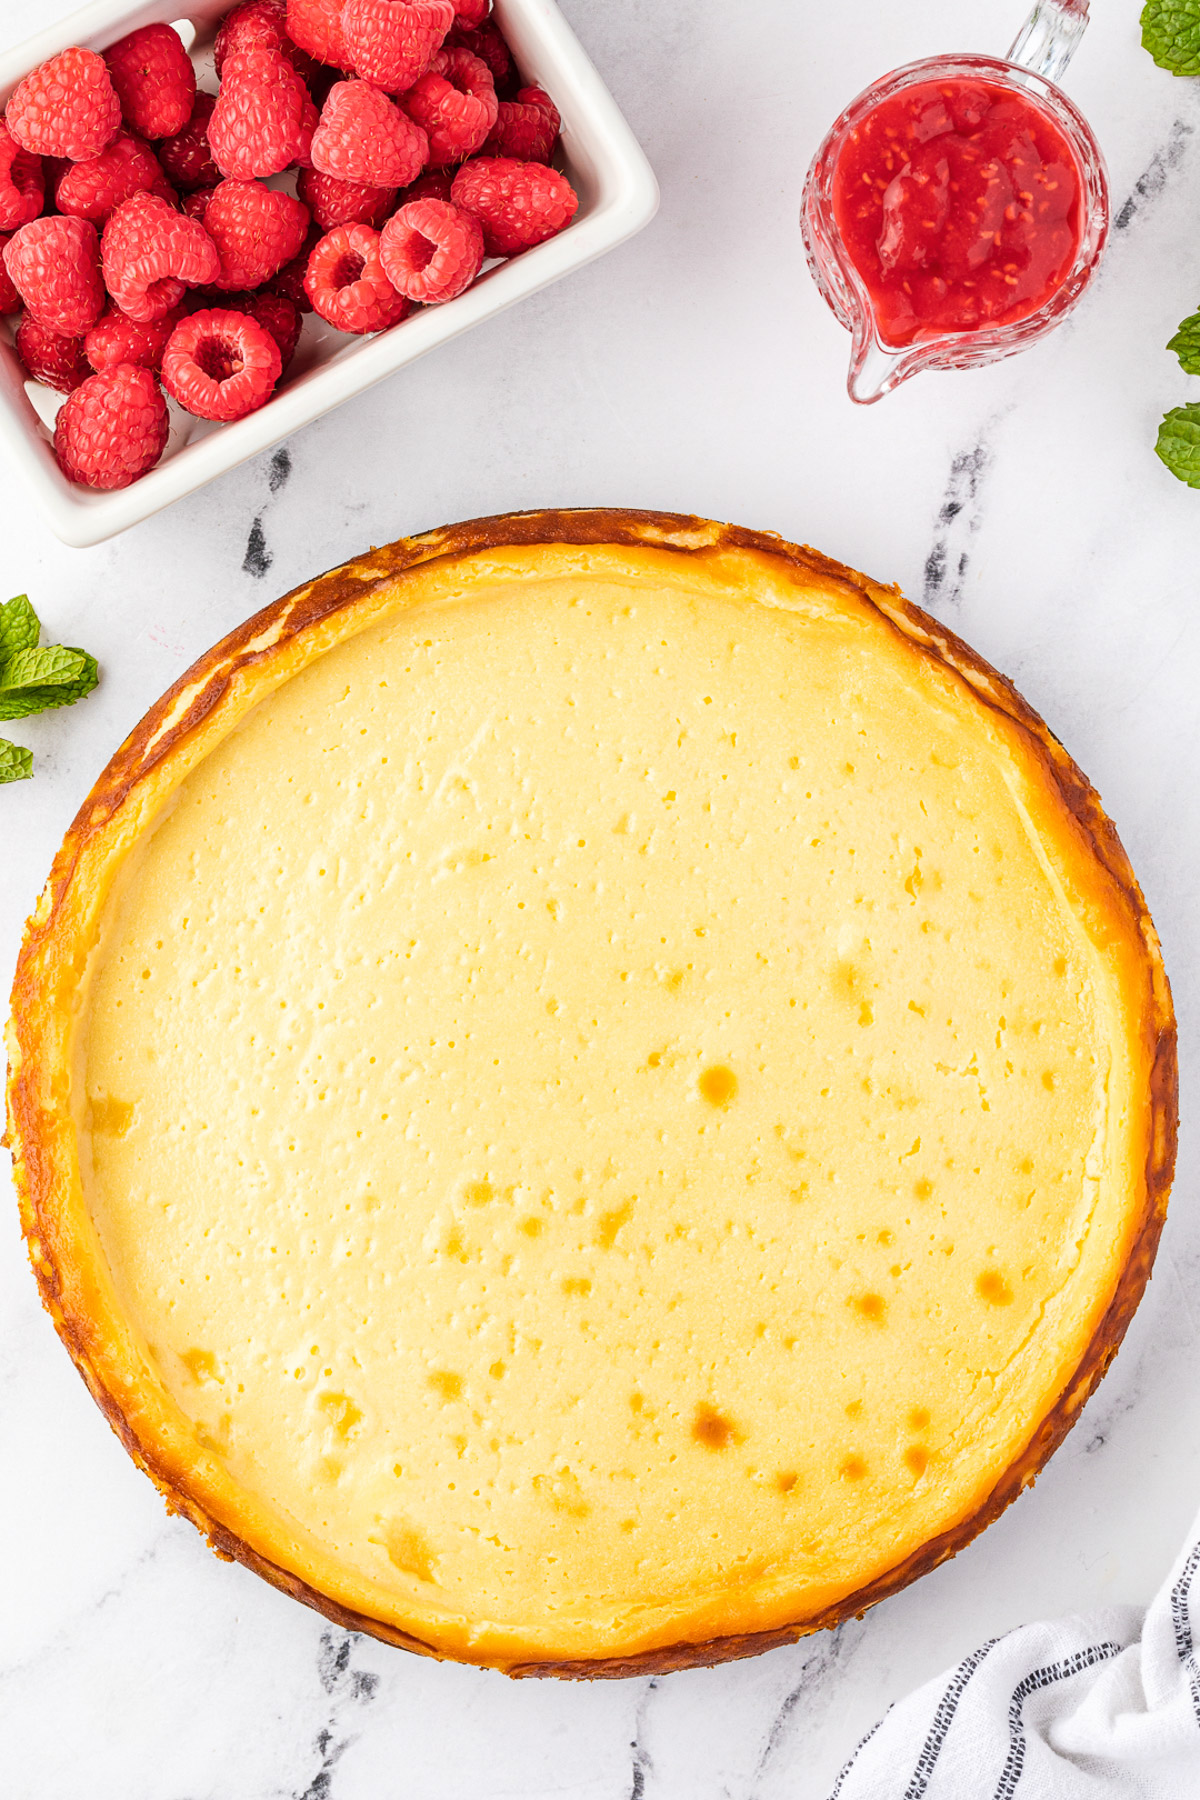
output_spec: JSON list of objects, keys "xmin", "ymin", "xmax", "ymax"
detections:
[{"xmin": 7, "ymin": 513, "xmax": 1175, "ymax": 1673}]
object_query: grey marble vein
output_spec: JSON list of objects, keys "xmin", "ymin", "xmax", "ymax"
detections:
[
  {"xmin": 292, "ymin": 1633, "xmax": 380, "ymax": 1800},
  {"xmin": 269, "ymin": 448, "xmax": 293, "ymax": 495},
  {"xmin": 1114, "ymin": 119, "xmax": 1196, "ymax": 233},
  {"xmin": 295, "ymin": 1729, "xmax": 351, "ymax": 1800},
  {"xmin": 1081, "ymin": 1379, "xmax": 1143, "ymax": 1458},
  {"xmin": 0, "ymin": 1525, "xmax": 176, "ymax": 1687},
  {"xmin": 922, "ymin": 440, "xmax": 993, "ymax": 611},
  {"xmin": 749, "ymin": 1622, "xmax": 867, "ymax": 1799},
  {"xmin": 242, "ymin": 446, "xmax": 297, "ymax": 577},
  {"xmin": 629, "ymin": 1677, "xmax": 659, "ymax": 1798},
  {"xmin": 243, "ymin": 515, "xmax": 273, "ymax": 578}
]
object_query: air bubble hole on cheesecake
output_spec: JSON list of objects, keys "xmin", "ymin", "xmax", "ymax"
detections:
[{"xmin": 13, "ymin": 518, "xmax": 1172, "ymax": 1672}]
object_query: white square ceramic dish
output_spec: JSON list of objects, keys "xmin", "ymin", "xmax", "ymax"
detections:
[{"xmin": 0, "ymin": 0, "xmax": 658, "ymax": 547}]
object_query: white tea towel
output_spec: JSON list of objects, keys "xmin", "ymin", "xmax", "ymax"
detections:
[{"xmin": 830, "ymin": 1511, "xmax": 1200, "ymax": 1798}]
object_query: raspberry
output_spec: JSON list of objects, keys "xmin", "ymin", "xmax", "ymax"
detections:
[
  {"xmin": 105, "ymin": 25, "xmax": 196, "ymax": 140},
  {"xmin": 158, "ymin": 93, "xmax": 221, "ymax": 191},
  {"xmin": 211, "ymin": 289, "xmax": 301, "ymax": 369},
  {"xmin": 0, "ymin": 122, "xmax": 44, "ymax": 231},
  {"xmin": 482, "ymin": 86, "xmax": 559, "ymax": 162},
  {"xmin": 265, "ymin": 222, "xmax": 322, "ymax": 308},
  {"xmin": 161, "ymin": 307, "xmax": 282, "ymax": 419},
  {"xmin": 85, "ymin": 304, "xmax": 182, "ymax": 374},
  {"xmin": 209, "ymin": 48, "xmax": 315, "ymax": 179},
  {"xmin": 15, "ymin": 316, "xmax": 91, "ymax": 392},
  {"xmin": 102, "ymin": 191, "xmax": 220, "ymax": 321},
  {"xmin": 250, "ymin": 290, "xmax": 301, "ymax": 367},
  {"xmin": 55, "ymin": 132, "xmax": 176, "ymax": 226},
  {"xmin": 379, "ymin": 196, "xmax": 481, "ymax": 301},
  {"xmin": 286, "ymin": 0, "xmax": 350, "ymax": 69},
  {"xmin": 293, "ymin": 82, "xmax": 322, "ymax": 167},
  {"xmin": 4, "ymin": 216, "xmax": 105, "ymax": 335},
  {"xmin": 0, "ymin": 236, "xmax": 19, "ymax": 313},
  {"xmin": 396, "ymin": 166, "xmax": 454, "ymax": 205},
  {"xmin": 215, "ymin": 0, "xmax": 317, "ymax": 81},
  {"xmin": 203, "ymin": 177, "xmax": 310, "ymax": 289},
  {"xmin": 297, "ymin": 90, "xmax": 321, "ymax": 163},
  {"xmin": 451, "ymin": 155, "xmax": 576, "ymax": 255},
  {"xmin": 342, "ymin": 0, "xmax": 455, "ymax": 94},
  {"xmin": 181, "ymin": 187, "xmax": 216, "ymax": 221},
  {"xmin": 297, "ymin": 166, "xmax": 396, "ymax": 230},
  {"xmin": 452, "ymin": 0, "xmax": 489, "ymax": 25},
  {"xmin": 5, "ymin": 48, "xmax": 122, "ymax": 162},
  {"xmin": 303, "ymin": 222, "xmax": 409, "ymax": 331},
  {"xmin": 311, "ymin": 81, "xmax": 428, "ymax": 187},
  {"xmin": 447, "ymin": 21, "xmax": 515, "ymax": 99},
  {"xmin": 55, "ymin": 364, "xmax": 169, "ymax": 488},
  {"xmin": 403, "ymin": 48, "xmax": 496, "ymax": 166}
]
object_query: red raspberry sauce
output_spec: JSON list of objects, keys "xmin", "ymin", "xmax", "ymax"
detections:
[{"xmin": 832, "ymin": 79, "xmax": 1082, "ymax": 347}]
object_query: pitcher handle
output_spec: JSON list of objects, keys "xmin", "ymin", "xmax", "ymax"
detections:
[{"xmin": 1006, "ymin": 0, "xmax": 1090, "ymax": 82}]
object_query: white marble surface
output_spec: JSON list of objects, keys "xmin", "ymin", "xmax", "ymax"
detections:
[{"xmin": 3, "ymin": 2, "xmax": 1200, "ymax": 1795}]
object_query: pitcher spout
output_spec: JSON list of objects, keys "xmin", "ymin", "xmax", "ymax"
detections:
[{"xmin": 847, "ymin": 333, "xmax": 912, "ymax": 405}]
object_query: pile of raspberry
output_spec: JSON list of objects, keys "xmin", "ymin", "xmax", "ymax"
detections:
[{"xmin": 0, "ymin": 0, "xmax": 577, "ymax": 490}]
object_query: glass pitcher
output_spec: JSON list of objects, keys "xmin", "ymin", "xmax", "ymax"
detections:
[{"xmin": 801, "ymin": 0, "xmax": 1109, "ymax": 403}]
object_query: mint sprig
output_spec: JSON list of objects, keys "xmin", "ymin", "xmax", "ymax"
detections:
[
  {"xmin": 1168, "ymin": 311, "xmax": 1200, "ymax": 374},
  {"xmin": 1142, "ymin": 0, "xmax": 1200, "ymax": 75},
  {"xmin": 0, "ymin": 594, "xmax": 39, "ymax": 659},
  {"xmin": 0, "ymin": 594, "xmax": 99, "ymax": 778},
  {"xmin": 0, "ymin": 645, "xmax": 99, "ymax": 719},
  {"xmin": 1156, "ymin": 403, "xmax": 1200, "ymax": 485}
]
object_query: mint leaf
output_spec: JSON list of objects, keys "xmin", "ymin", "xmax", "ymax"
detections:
[
  {"xmin": 1168, "ymin": 310, "xmax": 1200, "ymax": 374},
  {"xmin": 0, "ymin": 594, "xmax": 39, "ymax": 658},
  {"xmin": 0, "ymin": 600, "xmax": 99, "ymax": 782},
  {"xmin": 0, "ymin": 645, "xmax": 85, "ymax": 687},
  {"xmin": 0, "ymin": 645, "xmax": 100, "ymax": 719},
  {"xmin": 38, "ymin": 645, "xmax": 99, "ymax": 705},
  {"xmin": 0, "ymin": 739, "xmax": 33, "ymax": 783},
  {"xmin": 1156, "ymin": 403, "xmax": 1200, "ymax": 484},
  {"xmin": 1142, "ymin": 0, "xmax": 1200, "ymax": 74}
]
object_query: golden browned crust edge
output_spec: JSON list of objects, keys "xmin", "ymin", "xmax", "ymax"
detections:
[{"xmin": 5, "ymin": 507, "xmax": 1177, "ymax": 1679}]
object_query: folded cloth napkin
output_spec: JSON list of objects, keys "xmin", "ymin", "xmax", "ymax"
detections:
[{"xmin": 829, "ymin": 1511, "xmax": 1200, "ymax": 1798}]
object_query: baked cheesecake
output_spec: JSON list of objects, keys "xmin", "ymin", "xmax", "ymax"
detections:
[{"xmin": 6, "ymin": 510, "xmax": 1176, "ymax": 1675}]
